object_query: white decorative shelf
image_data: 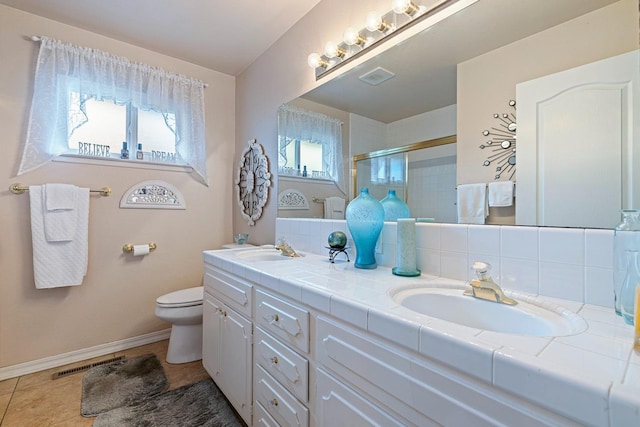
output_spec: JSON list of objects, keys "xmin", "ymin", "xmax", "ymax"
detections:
[
  {"xmin": 119, "ymin": 180, "xmax": 186, "ymax": 209},
  {"xmin": 278, "ymin": 189, "xmax": 309, "ymax": 210}
]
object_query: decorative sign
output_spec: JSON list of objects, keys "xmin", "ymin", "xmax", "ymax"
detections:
[
  {"xmin": 236, "ymin": 139, "xmax": 271, "ymax": 226},
  {"xmin": 278, "ymin": 189, "xmax": 309, "ymax": 210},
  {"xmin": 78, "ymin": 142, "xmax": 110, "ymax": 157},
  {"xmin": 151, "ymin": 151, "xmax": 177, "ymax": 162},
  {"xmin": 119, "ymin": 180, "xmax": 186, "ymax": 210}
]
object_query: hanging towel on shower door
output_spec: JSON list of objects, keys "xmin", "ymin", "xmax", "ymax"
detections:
[
  {"xmin": 29, "ymin": 185, "xmax": 90, "ymax": 288},
  {"xmin": 456, "ymin": 183, "xmax": 488, "ymax": 224},
  {"xmin": 488, "ymin": 181, "xmax": 514, "ymax": 207},
  {"xmin": 324, "ymin": 197, "xmax": 345, "ymax": 219}
]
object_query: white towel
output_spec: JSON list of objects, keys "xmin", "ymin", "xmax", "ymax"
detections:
[
  {"xmin": 30, "ymin": 185, "xmax": 89, "ymax": 288},
  {"xmin": 44, "ymin": 184, "xmax": 78, "ymax": 241},
  {"xmin": 324, "ymin": 197, "xmax": 345, "ymax": 219},
  {"xmin": 457, "ymin": 183, "xmax": 488, "ymax": 224},
  {"xmin": 488, "ymin": 181, "xmax": 514, "ymax": 207}
]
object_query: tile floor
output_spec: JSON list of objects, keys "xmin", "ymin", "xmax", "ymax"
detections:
[{"xmin": 0, "ymin": 340, "xmax": 210, "ymax": 426}]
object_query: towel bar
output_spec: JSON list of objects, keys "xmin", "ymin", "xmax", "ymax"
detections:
[{"xmin": 10, "ymin": 183, "xmax": 111, "ymax": 196}]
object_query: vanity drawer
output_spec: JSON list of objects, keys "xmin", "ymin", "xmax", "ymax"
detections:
[
  {"xmin": 204, "ymin": 264, "xmax": 252, "ymax": 317},
  {"xmin": 255, "ymin": 364, "xmax": 309, "ymax": 427},
  {"xmin": 255, "ymin": 401, "xmax": 281, "ymax": 427},
  {"xmin": 256, "ymin": 289, "xmax": 309, "ymax": 353},
  {"xmin": 255, "ymin": 326, "xmax": 308, "ymax": 402}
]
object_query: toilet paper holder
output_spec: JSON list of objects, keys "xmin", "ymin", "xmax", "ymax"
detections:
[{"xmin": 122, "ymin": 242, "xmax": 157, "ymax": 254}]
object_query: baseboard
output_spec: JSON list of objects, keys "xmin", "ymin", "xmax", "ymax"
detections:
[{"xmin": 0, "ymin": 329, "xmax": 171, "ymax": 381}]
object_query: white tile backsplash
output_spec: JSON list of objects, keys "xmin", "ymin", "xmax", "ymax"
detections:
[
  {"xmin": 539, "ymin": 228, "xmax": 584, "ymax": 265},
  {"xmin": 501, "ymin": 226, "xmax": 539, "ymax": 260},
  {"xmin": 276, "ymin": 218, "xmax": 616, "ymax": 307}
]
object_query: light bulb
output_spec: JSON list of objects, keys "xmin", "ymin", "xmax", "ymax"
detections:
[
  {"xmin": 307, "ymin": 53, "xmax": 326, "ymax": 69},
  {"xmin": 392, "ymin": 0, "xmax": 419, "ymax": 16},
  {"xmin": 343, "ymin": 27, "xmax": 365, "ymax": 46},
  {"xmin": 324, "ymin": 41, "xmax": 345, "ymax": 59},
  {"xmin": 365, "ymin": 12, "xmax": 382, "ymax": 32}
]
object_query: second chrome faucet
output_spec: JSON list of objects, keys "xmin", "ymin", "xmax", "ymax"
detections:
[{"xmin": 464, "ymin": 261, "xmax": 517, "ymax": 305}]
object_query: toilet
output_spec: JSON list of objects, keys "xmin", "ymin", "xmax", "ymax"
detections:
[{"xmin": 155, "ymin": 286, "xmax": 204, "ymax": 364}]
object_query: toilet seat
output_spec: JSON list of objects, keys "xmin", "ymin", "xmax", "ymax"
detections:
[{"xmin": 156, "ymin": 286, "xmax": 203, "ymax": 308}]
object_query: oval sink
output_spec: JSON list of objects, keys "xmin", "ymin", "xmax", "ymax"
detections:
[
  {"xmin": 390, "ymin": 285, "xmax": 587, "ymax": 337},
  {"xmin": 234, "ymin": 248, "xmax": 295, "ymax": 262}
]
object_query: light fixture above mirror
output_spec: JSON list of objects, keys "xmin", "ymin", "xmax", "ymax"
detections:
[{"xmin": 307, "ymin": 0, "xmax": 478, "ymax": 79}]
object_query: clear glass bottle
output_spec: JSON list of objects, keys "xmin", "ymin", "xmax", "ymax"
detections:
[
  {"xmin": 613, "ymin": 210, "xmax": 640, "ymax": 315},
  {"xmin": 620, "ymin": 249, "xmax": 640, "ymax": 325}
]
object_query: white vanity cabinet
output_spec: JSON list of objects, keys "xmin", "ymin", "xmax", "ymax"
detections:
[
  {"xmin": 316, "ymin": 316, "xmax": 580, "ymax": 427},
  {"xmin": 254, "ymin": 289, "xmax": 310, "ymax": 427},
  {"xmin": 202, "ymin": 265, "xmax": 253, "ymax": 425}
]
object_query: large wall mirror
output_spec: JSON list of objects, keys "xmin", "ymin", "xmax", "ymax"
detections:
[{"xmin": 277, "ymin": 0, "xmax": 639, "ymax": 228}]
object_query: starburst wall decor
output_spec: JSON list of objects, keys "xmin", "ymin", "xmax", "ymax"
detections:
[{"xmin": 480, "ymin": 100, "xmax": 516, "ymax": 180}]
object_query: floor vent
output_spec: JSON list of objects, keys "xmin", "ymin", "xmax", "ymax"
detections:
[{"xmin": 52, "ymin": 355, "xmax": 125, "ymax": 380}]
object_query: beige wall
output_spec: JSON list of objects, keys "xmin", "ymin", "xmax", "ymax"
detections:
[
  {"xmin": 0, "ymin": 5, "xmax": 235, "ymax": 368},
  {"xmin": 234, "ymin": 0, "xmax": 394, "ymax": 243},
  {"xmin": 457, "ymin": 0, "xmax": 638, "ymax": 224}
]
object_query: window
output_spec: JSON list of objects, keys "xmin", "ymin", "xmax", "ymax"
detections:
[
  {"xmin": 280, "ymin": 137, "xmax": 325, "ymax": 177},
  {"xmin": 277, "ymin": 104, "xmax": 344, "ymax": 192},
  {"xmin": 370, "ymin": 154, "xmax": 405, "ymax": 184},
  {"xmin": 68, "ymin": 94, "xmax": 178, "ymax": 161},
  {"xmin": 19, "ymin": 37, "xmax": 209, "ymax": 185}
]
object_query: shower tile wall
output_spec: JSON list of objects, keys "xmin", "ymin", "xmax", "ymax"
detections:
[{"xmin": 408, "ymin": 155, "xmax": 457, "ymax": 222}]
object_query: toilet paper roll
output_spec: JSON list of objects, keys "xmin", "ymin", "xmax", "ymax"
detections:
[{"xmin": 132, "ymin": 244, "xmax": 150, "ymax": 256}]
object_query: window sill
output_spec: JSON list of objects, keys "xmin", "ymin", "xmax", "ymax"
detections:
[
  {"xmin": 53, "ymin": 154, "xmax": 193, "ymax": 173},
  {"xmin": 279, "ymin": 175, "xmax": 334, "ymax": 184}
]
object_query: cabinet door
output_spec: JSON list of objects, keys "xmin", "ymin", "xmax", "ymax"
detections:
[
  {"xmin": 316, "ymin": 368, "xmax": 410, "ymax": 427},
  {"xmin": 202, "ymin": 292, "xmax": 223, "ymax": 379},
  {"xmin": 203, "ymin": 291, "xmax": 253, "ymax": 425}
]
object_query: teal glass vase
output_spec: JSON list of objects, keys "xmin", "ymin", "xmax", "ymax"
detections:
[
  {"xmin": 346, "ymin": 188, "xmax": 385, "ymax": 269},
  {"xmin": 380, "ymin": 189, "xmax": 410, "ymax": 221}
]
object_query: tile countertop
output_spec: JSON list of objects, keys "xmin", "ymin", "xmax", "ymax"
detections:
[{"xmin": 203, "ymin": 248, "xmax": 640, "ymax": 427}]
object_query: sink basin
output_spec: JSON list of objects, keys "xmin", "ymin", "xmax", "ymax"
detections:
[
  {"xmin": 234, "ymin": 248, "xmax": 295, "ymax": 262},
  {"xmin": 390, "ymin": 285, "xmax": 587, "ymax": 337}
]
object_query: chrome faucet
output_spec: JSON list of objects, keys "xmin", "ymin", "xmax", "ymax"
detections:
[
  {"xmin": 275, "ymin": 238, "xmax": 301, "ymax": 258},
  {"xmin": 464, "ymin": 261, "xmax": 517, "ymax": 305}
]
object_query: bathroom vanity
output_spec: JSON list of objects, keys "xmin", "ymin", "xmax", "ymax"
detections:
[{"xmin": 202, "ymin": 247, "xmax": 639, "ymax": 427}]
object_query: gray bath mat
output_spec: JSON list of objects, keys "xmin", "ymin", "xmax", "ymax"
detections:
[
  {"xmin": 81, "ymin": 353, "xmax": 169, "ymax": 416},
  {"xmin": 93, "ymin": 379, "xmax": 243, "ymax": 427}
]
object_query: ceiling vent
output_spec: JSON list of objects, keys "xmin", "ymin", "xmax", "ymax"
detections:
[{"xmin": 358, "ymin": 67, "xmax": 396, "ymax": 86}]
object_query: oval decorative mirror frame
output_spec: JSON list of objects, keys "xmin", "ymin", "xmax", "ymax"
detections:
[{"xmin": 236, "ymin": 139, "xmax": 272, "ymax": 225}]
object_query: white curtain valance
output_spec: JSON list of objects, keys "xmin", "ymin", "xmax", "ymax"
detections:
[
  {"xmin": 18, "ymin": 37, "xmax": 209, "ymax": 185},
  {"xmin": 278, "ymin": 104, "xmax": 345, "ymax": 194}
]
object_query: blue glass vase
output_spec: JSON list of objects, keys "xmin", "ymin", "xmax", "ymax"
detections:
[
  {"xmin": 346, "ymin": 188, "xmax": 385, "ymax": 269},
  {"xmin": 380, "ymin": 189, "xmax": 410, "ymax": 221}
]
